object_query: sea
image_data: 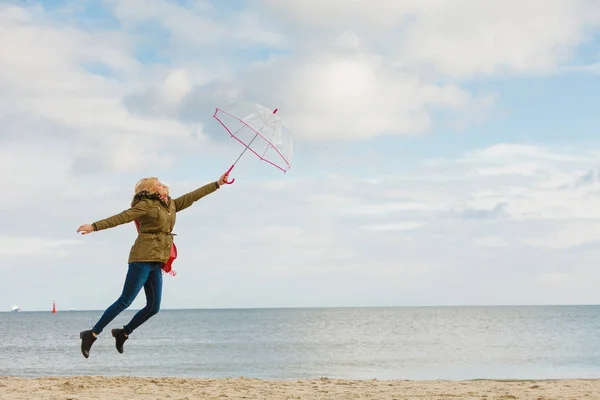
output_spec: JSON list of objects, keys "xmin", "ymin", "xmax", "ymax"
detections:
[{"xmin": 1, "ymin": 306, "xmax": 600, "ymax": 380}]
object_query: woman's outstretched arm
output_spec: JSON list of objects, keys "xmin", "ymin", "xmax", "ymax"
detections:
[
  {"xmin": 77, "ymin": 200, "xmax": 150, "ymax": 234},
  {"xmin": 173, "ymin": 172, "xmax": 229, "ymax": 213},
  {"xmin": 173, "ymin": 181, "xmax": 220, "ymax": 212}
]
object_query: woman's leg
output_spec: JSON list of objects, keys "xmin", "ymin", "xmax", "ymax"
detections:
[
  {"xmin": 80, "ymin": 262, "xmax": 153, "ymax": 358},
  {"xmin": 92, "ymin": 262, "xmax": 154, "ymax": 335},
  {"xmin": 111, "ymin": 263, "xmax": 163, "ymax": 354},
  {"xmin": 122, "ymin": 262, "xmax": 163, "ymax": 335}
]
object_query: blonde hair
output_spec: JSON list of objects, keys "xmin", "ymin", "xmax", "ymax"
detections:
[{"xmin": 135, "ymin": 177, "xmax": 159, "ymax": 194}]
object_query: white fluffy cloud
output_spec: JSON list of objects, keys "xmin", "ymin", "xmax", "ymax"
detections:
[
  {"xmin": 1, "ymin": 1, "xmax": 600, "ymax": 310},
  {"xmin": 17, "ymin": 143, "xmax": 600, "ymax": 307},
  {"xmin": 106, "ymin": 0, "xmax": 287, "ymax": 50},
  {"xmin": 237, "ymin": 51, "xmax": 480, "ymax": 140},
  {"xmin": 398, "ymin": 0, "xmax": 600, "ymax": 77},
  {"xmin": 109, "ymin": 0, "xmax": 600, "ymax": 141},
  {"xmin": 259, "ymin": 0, "xmax": 600, "ymax": 77},
  {"xmin": 3, "ymin": 0, "xmax": 599, "ymax": 160},
  {"xmin": 0, "ymin": 3, "xmax": 202, "ymax": 177},
  {"xmin": 0, "ymin": 237, "xmax": 82, "ymax": 258},
  {"xmin": 2, "ymin": 140, "xmax": 600, "ymax": 310}
]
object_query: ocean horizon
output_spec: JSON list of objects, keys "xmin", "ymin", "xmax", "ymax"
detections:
[
  {"xmin": 5, "ymin": 303, "xmax": 600, "ymax": 312},
  {"xmin": 2, "ymin": 305, "xmax": 600, "ymax": 381}
]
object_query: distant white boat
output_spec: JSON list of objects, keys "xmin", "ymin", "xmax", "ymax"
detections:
[{"xmin": 11, "ymin": 305, "xmax": 20, "ymax": 312}]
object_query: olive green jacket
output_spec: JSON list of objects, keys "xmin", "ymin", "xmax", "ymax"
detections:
[{"xmin": 92, "ymin": 181, "xmax": 220, "ymax": 263}]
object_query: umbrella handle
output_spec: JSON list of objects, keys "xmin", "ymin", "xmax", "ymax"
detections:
[{"xmin": 223, "ymin": 164, "xmax": 236, "ymax": 185}]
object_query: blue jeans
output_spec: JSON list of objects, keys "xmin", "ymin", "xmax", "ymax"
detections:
[{"xmin": 92, "ymin": 262, "xmax": 163, "ymax": 335}]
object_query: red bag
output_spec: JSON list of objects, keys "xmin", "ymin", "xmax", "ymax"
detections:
[{"xmin": 162, "ymin": 240, "xmax": 177, "ymax": 276}]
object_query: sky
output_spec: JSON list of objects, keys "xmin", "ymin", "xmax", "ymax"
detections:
[{"xmin": 2, "ymin": 0, "xmax": 600, "ymax": 311}]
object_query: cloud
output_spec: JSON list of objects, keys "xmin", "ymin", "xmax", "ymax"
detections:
[
  {"xmin": 459, "ymin": 203, "xmax": 508, "ymax": 221},
  {"xmin": 258, "ymin": 0, "xmax": 600, "ymax": 78},
  {"xmin": 3, "ymin": 141, "xmax": 600, "ymax": 309},
  {"xmin": 2, "ymin": 1, "xmax": 600, "ymax": 310},
  {"xmin": 106, "ymin": 0, "xmax": 287, "ymax": 51},
  {"xmin": 236, "ymin": 51, "xmax": 483, "ymax": 140},
  {"xmin": 191, "ymin": 142, "xmax": 600, "ymax": 258},
  {"xmin": 190, "ymin": 142, "xmax": 600, "ymax": 305},
  {"xmin": 569, "ymin": 60, "xmax": 600, "ymax": 74},
  {"xmin": 397, "ymin": 0, "xmax": 600, "ymax": 78},
  {"xmin": 361, "ymin": 222, "xmax": 426, "ymax": 232},
  {"xmin": 0, "ymin": 237, "xmax": 82, "ymax": 258},
  {"xmin": 4, "ymin": 0, "xmax": 599, "ymax": 173},
  {"xmin": 116, "ymin": 0, "xmax": 600, "ymax": 143},
  {"xmin": 0, "ymin": 140, "xmax": 74, "ymax": 208},
  {"xmin": 123, "ymin": 41, "xmax": 491, "ymax": 142},
  {"xmin": 573, "ymin": 169, "xmax": 599, "ymax": 188},
  {"xmin": 0, "ymin": 3, "xmax": 204, "ymax": 174}
]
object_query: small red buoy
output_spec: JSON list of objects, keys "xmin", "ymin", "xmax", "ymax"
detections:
[{"xmin": 52, "ymin": 300, "xmax": 57, "ymax": 314}]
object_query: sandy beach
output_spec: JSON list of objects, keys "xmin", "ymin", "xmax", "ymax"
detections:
[{"xmin": 2, "ymin": 376, "xmax": 600, "ymax": 399}]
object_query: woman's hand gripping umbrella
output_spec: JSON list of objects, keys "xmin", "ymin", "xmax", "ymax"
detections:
[{"xmin": 213, "ymin": 101, "xmax": 293, "ymax": 182}]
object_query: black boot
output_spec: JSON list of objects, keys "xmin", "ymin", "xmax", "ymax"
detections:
[
  {"xmin": 79, "ymin": 330, "xmax": 97, "ymax": 359},
  {"xmin": 111, "ymin": 328, "xmax": 128, "ymax": 354}
]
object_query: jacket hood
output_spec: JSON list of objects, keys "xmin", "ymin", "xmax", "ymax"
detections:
[{"xmin": 131, "ymin": 190, "xmax": 169, "ymax": 206}]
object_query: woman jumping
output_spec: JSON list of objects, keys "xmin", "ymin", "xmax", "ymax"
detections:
[{"xmin": 76, "ymin": 173, "xmax": 229, "ymax": 358}]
